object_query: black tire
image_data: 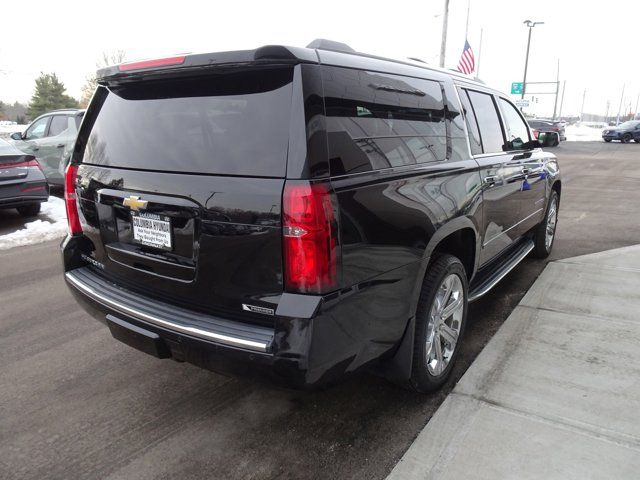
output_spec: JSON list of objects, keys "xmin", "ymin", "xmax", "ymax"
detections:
[
  {"xmin": 17, "ymin": 203, "xmax": 41, "ymax": 217},
  {"xmin": 634, "ymin": 139, "xmax": 640, "ymax": 143},
  {"xmin": 410, "ymin": 254, "xmax": 468, "ymax": 393},
  {"xmin": 532, "ymin": 190, "xmax": 559, "ymax": 259},
  {"xmin": 604, "ymin": 139, "xmax": 612, "ymax": 143},
  {"xmin": 622, "ymin": 133, "xmax": 632, "ymax": 144}
]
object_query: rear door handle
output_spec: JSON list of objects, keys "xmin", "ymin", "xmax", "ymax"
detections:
[
  {"xmin": 521, "ymin": 167, "xmax": 531, "ymax": 175},
  {"xmin": 484, "ymin": 176, "xmax": 498, "ymax": 186},
  {"xmin": 57, "ymin": 144, "xmax": 65, "ymax": 148}
]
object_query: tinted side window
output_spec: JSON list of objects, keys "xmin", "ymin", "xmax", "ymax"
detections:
[
  {"xmin": 499, "ymin": 98, "xmax": 530, "ymax": 150},
  {"xmin": 466, "ymin": 90, "xmax": 504, "ymax": 153},
  {"xmin": 49, "ymin": 115, "xmax": 69, "ymax": 137},
  {"xmin": 323, "ymin": 67, "xmax": 447, "ymax": 175},
  {"xmin": 74, "ymin": 113, "xmax": 84, "ymax": 129},
  {"xmin": 457, "ymin": 88, "xmax": 482, "ymax": 155}
]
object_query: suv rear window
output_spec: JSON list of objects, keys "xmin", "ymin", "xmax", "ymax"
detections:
[{"xmin": 83, "ymin": 68, "xmax": 293, "ymax": 177}]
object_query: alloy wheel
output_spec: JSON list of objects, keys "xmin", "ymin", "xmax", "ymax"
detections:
[
  {"xmin": 545, "ymin": 197, "xmax": 558, "ymax": 251},
  {"xmin": 425, "ymin": 273, "xmax": 464, "ymax": 376}
]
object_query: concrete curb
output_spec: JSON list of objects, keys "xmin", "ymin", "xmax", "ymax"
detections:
[{"xmin": 388, "ymin": 245, "xmax": 640, "ymax": 480}]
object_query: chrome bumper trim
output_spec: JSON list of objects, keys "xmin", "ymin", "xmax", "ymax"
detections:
[{"xmin": 65, "ymin": 269, "xmax": 272, "ymax": 353}]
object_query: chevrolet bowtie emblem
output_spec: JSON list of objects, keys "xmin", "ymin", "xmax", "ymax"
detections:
[{"xmin": 122, "ymin": 196, "xmax": 148, "ymax": 211}]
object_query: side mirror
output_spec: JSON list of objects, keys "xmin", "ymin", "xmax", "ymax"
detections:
[
  {"xmin": 537, "ymin": 131, "xmax": 559, "ymax": 148},
  {"xmin": 10, "ymin": 132, "xmax": 23, "ymax": 141}
]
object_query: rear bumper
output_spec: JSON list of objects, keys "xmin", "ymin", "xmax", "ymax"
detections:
[
  {"xmin": 62, "ymin": 235, "xmax": 415, "ymax": 388},
  {"xmin": 0, "ymin": 194, "xmax": 49, "ymax": 208},
  {"xmin": 65, "ymin": 267, "xmax": 274, "ymax": 353}
]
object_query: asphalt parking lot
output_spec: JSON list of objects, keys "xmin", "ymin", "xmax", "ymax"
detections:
[{"xmin": 1, "ymin": 141, "xmax": 639, "ymax": 480}]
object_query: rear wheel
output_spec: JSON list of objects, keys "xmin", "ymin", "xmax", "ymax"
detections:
[
  {"xmin": 17, "ymin": 203, "xmax": 41, "ymax": 217},
  {"xmin": 622, "ymin": 133, "xmax": 632, "ymax": 143},
  {"xmin": 532, "ymin": 190, "xmax": 559, "ymax": 259},
  {"xmin": 410, "ymin": 254, "xmax": 468, "ymax": 393}
]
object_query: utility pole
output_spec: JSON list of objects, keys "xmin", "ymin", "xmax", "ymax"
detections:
[
  {"xmin": 580, "ymin": 89, "xmax": 587, "ymax": 121},
  {"xmin": 476, "ymin": 28, "xmax": 484, "ymax": 77},
  {"xmin": 521, "ymin": 20, "xmax": 544, "ymax": 99},
  {"xmin": 634, "ymin": 92, "xmax": 639, "ymax": 119},
  {"xmin": 616, "ymin": 84, "xmax": 625, "ymax": 125},
  {"xmin": 605, "ymin": 100, "xmax": 610, "ymax": 124},
  {"xmin": 552, "ymin": 59, "xmax": 560, "ymax": 120},
  {"xmin": 439, "ymin": 0, "xmax": 450, "ymax": 68},
  {"xmin": 558, "ymin": 80, "xmax": 566, "ymax": 120}
]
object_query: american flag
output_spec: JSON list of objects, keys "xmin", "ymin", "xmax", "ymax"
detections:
[{"xmin": 457, "ymin": 40, "xmax": 475, "ymax": 75}]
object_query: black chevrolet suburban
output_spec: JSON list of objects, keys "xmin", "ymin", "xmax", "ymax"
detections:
[{"xmin": 62, "ymin": 40, "xmax": 560, "ymax": 392}]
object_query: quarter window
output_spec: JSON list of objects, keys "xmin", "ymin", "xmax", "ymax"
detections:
[
  {"xmin": 499, "ymin": 98, "xmax": 531, "ymax": 150},
  {"xmin": 466, "ymin": 90, "xmax": 504, "ymax": 154},
  {"xmin": 324, "ymin": 67, "xmax": 447, "ymax": 174}
]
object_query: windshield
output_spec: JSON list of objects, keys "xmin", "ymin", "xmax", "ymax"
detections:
[{"xmin": 83, "ymin": 68, "xmax": 293, "ymax": 177}]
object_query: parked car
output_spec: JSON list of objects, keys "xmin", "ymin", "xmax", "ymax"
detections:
[
  {"xmin": 527, "ymin": 119, "xmax": 566, "ymax": 142},
  {"xmin": 10, "ymin": 109, "xmax": 85, "ymax": 188},
  {"xmin": 62, "ymin": 40, "xmax": 561, "ymax": 392},
  {"xmin": 602, "ymin": 120, "xmax": 640, "ymax": 143},
  {"xmin": 0, "ymin": 137, "xmax": 48, "ymax": 217}
]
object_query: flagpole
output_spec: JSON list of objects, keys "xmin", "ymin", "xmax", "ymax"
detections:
[
  {"xmin": 476, "ymin": 28, "xmax": 483, "ymax": 77},
  {"xmin": 465, "ymin": 0, "xmax": 470, "ymax": 40}
]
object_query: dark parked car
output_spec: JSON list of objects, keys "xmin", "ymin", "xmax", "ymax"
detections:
[
  {"xmin": 0, "ymin": 138, "xmax": 48, "ymax": 217},
  {"xmin": 10, "ymin": 109, "xmax": 85, "ymax": 188},
  {"xmin": 528, "ymin": 119, "xmax": 566, "ymax": 142},
  {"xmin": 62, "ymin": 40, "xmax": 561, "ymax": 392},
  {"xmin": 602, "ymin": 120, "xmax": 640, "ymax": 143}
]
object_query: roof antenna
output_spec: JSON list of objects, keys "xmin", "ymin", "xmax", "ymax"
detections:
[{"xmin": 407, "ymin": 57, "xmax": 427, "ymax": 63}]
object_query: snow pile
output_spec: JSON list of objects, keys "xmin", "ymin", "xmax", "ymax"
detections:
[
  {"xmin": 0, "ymin": 197, "xmax": 68, "ymax": 250},
  {"xmin": 0, "ymin": 124, "xmax": 26, "ymax": 136},
  {"xmin": 565, "ymin": 124, "xmax": 605, "ymax": 142}
]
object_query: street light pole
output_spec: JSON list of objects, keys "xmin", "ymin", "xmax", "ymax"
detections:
[
  {"xmin": 521, "ymin": 20, "xmax": 544, "ymax": 100},
  {"xmin": 552, "ymin": 58, "xmax": 560, "ymax": 120}
]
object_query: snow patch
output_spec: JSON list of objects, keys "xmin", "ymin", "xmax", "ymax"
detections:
[
  {"xmin": 0, "ymin": 197, "xmax": 68, "ymax": 250},
  {"xmin": 0, "ymin": 124, "xmax": 27, "ymax": 139},
  {"xmin": 565, "ymin": 124, "xmax": 605, "ymax": 142}
]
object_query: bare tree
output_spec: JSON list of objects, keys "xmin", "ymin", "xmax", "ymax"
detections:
[{"xmin": 80, "ymin": 50, "xmax": 126, "ymax": 107}]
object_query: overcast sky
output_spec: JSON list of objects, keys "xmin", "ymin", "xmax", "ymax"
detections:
[{"xmin": 1, "ymin": 0, "xmax": 638, "ymax": 118}]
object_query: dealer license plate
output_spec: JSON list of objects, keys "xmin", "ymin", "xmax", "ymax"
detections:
[{"xmin": 131, "ymin": 212, "xmax": 172, "ymax": 250}]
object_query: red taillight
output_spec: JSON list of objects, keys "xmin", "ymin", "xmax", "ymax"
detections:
[
  {"xmin": 20, "ymin": 185, "xmax": 47, "ymax": 193},
  {"xmin": 283, "ymin": 182, "xmax": 337, "ymax": 294},
  {"xmin": 2, "ymin": 158, "xmax": 40, "ymax": 169},
  {"xmin": 64, "ymin": 164, "xmax": 82, "ymax": 235},
  {"xmin": 118, "ymin": 55, "xmax": 186, "ymax": 72}
]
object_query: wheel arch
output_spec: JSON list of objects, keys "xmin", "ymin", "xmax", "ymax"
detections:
[{"xmin": 378, "ymin": 216, "xmax": 479, "ymax": 385}]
